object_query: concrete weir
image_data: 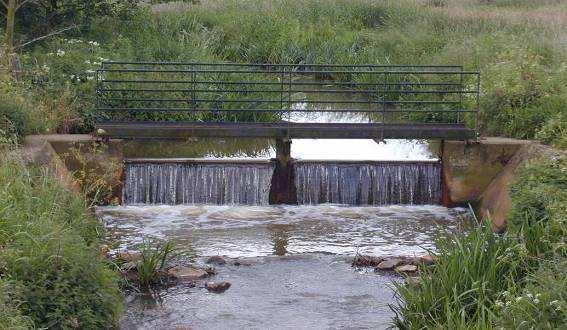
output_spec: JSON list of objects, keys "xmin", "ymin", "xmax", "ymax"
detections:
[{"xmin": 23, "ymin": 135, "xmax": 552, "ymax": 231}]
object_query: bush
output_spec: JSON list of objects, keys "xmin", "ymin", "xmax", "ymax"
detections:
[
  {"xmin": 0, "ymin": 155, "xmax": 123, "ymax": 328},
  {"xmin": 0, "ymin": 94, "xmax": 27, "ymax": 138},
  {"xmin": 509, "ymin": 155, "xmax": 567, "ymax": 257}
]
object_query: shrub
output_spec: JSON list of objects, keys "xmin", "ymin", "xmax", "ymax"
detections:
[
  {"xmin": 509, "ymin": 154, "xmax": 567, "ymax": 257},
  {"xmin": 0, "ymin": 281, "xmax": 33, "ymax": 330},
  {"xmin": 0, "ymin": 155, "xmax": 123, "ymax": 328}
]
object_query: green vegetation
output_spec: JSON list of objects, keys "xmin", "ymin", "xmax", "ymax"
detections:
[
  {"xmin": 0, "ymin": 151, "xmax": 123, "ymax": 328},
  {"xmin": 1, "ymin": 0, "xmax": 565, "ymax": 327},
  {"xmin": 393, "ymin": 154, "xmax": 567, "ymax": 328},
  {"xmin": 136, "ymin": 240, "xmax": 176, "ymax": 290},
  {"xmin": 1, "ymin": 0, "xmax": 565, "ymax": 146}
]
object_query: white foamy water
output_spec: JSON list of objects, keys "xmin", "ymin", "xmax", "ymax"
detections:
[{"xmin": 97, "ymin": 204, "xmax": 467, "ymax": 258}]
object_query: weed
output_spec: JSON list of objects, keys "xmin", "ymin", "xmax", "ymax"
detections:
[{"xmin": 135, "ymin": 240, "xmax": 176, "ymax": 290}]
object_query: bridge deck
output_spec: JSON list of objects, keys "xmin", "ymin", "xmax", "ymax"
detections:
[{"xmin": 96, "ymin": 122, "xmax": 475, "ymax": 140}]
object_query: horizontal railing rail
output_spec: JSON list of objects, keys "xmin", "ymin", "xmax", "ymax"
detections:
[{"xmin": 95, "ymin": 62, "xmax": 480, "ymax": 135}]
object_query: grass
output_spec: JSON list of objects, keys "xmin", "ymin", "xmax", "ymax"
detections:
[
  {"xmin": 0, "ymin": 0, "xmax": 562, "ymax": 147},
  {"xmin": 392, "ymin": 153, "xmax": 567, "ymax": 328},
  {"xmin": 136, "ymin": 240, "xmax": 176, "ymax": 290},
  {"xmin": 0, "ymin": 149, "xmax": 123, "ymax": 328}
]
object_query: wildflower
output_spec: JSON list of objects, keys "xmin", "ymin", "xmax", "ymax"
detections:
[
  {"xmin": 85, "ymin": 69, "xmax": 95, "ymax": 74},
  {"xmin": 527, "ymin": 293, "xmax": 533, "ymax": 299},
  {"xmin": 534, "ymin": 299, "xmax": 540, "ymax": 304},
  {"xmin": 85, "ymin": 60, "xmax": 91, "ymax": 65},
  {"xmin": 88, "ymin": 41, "xmax": 100, "ymax": 47},
  {"xmin": 550, "ymin": 300, "xmax": 559, "ymax": 305},
  {"xmin": 495, "ymin": 301, "xmax": 504, "ymax": 308},
  {"xmin": 56, "ymin": 49, "xmax": 66, "ymax": 57},
  {"xmin": 86, "ymin": 76, "xmax": 94, "ymax": 81}
]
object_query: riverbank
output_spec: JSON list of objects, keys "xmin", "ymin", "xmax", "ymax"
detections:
[
  {"xmin": 393, "ymin": 151, "xmax": 566, "ymax": 328},
  {"xmin": 0, "ymin": 145, "xmax": 123, "ymax": 328}
]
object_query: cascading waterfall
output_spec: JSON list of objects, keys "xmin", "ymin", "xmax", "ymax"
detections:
[
  {"xmin": 294, "ymin": 161, "xmax": 442, "ymax": 205},
  {"xmin": 123, "ymin": 161, "xmax": 275, "ymax": 205}
]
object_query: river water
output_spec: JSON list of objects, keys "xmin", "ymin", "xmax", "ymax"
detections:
[
  {"xmin": 99, "ymin": 88, "xmax": 463, "ymax": 329},
  {"xmin": 97, "ymin": 204, "xmax": 468, "ymax": 329}
]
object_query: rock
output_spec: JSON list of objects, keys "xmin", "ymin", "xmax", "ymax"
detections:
[
  {"xmin": 420, "ymin": 254, "xmax": 437, "ymax": 266},
  {"xmin": 204, "ymin": 266, "xmax": 217, "ymax": 276},
  {"xmin": 376, "ymin": 258, "xmax": 403, "ymax": 271},
  {"xmin": 206, "ymin": 256, "xmax": 227, "ymax": 265},
  {"xmin": 168, "ymin": 266, "xmax": 208, "ymax": 281},
  {"xmin": 405, "ymin": 276, "xmax": 421, "ymax": 287},
  {"xmin": 233, "ymin": 259, "xmax": 253, "ymax": 267},
  {"xmin": 352, "ymin": 255, "xmax": 383, "ymax": 267},
  {"xmin": 395, "ymin": 264, "xmax": 418, "ymax": 273},
  {"xmin": 121, "ymin": 261, "xmax": 138, "ymax": 271},
  {"xmin": 100, "ymin": 244, "xmax": 110, "ymax": 258},
  {"xmin": 115, "ymin": 251, "xmax": 141, "ymax": 263},
  {"xmin": 205, "ymin": 281, "xmax": 231, "ymax": 293}
]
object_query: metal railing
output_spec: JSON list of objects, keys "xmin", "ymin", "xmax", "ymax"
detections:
[{"xmin": 95, "ymin": 62, "xmax": 480, "ymax": 130}]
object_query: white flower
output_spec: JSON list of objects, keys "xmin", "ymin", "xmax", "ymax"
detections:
[
  {"xmin": 46, "ymin": 52, "xmax": 54, "ymax": 56},
  {"xmin": 85, "ymin": 60, "xmax": 91, "ymax": 64},
  {"xmin": 88, "ymin": 41, "xmax": 99, "ymax": 47},
  {"xmin": 495, "ymin": 301, "xmax": 504, "ymax": 307},
  {"xmin": 534, "ymin": 299, "xmax": 540, "ymax": 304},
  {"xmin": 86, "ymin": 76, "xmax": 94, "ymax": 81},
  {"xmin": 550, "ymin": 300, "xmax": 559, "ymax": 305},
  {"xmin": 85, "ymin": 69, "xmax": 95, "ymax": 74},
  {"xmin": 527, "ymin": 293, "xmax": 533, "ymax": 299},
  {"xmin": 56, "ymin": 49, "xmax": 65, "ymax": 56}
]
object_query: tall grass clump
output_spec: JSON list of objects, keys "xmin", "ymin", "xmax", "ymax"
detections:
[
  {"xmin": 392, "ymin": 221, "xmax": 528, "ymax": 328},
  {"xmin": 0, "ymin": 154, "xmax": 123, "ymax": 328},
  {"xmin": 393, "ymin": 153, "xmax": 567, "ymax": 328},
  {"xmin": 136, "ymin": 240, "xmax": 176, "ymax": 290}
]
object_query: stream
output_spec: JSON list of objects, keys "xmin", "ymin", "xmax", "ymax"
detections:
[{"xmin": 97, "ymin": 86, "xmax": 466, "ymax": 329}]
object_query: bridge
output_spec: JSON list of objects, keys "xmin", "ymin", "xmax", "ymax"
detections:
[{"xmin": 94, "ymin": 62, "xmax": 480, "ymax": 140}]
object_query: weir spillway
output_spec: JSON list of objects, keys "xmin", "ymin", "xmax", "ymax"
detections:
[{"xmin": 123, "ymin": 159, "xmax": 442, "ymax": 206}]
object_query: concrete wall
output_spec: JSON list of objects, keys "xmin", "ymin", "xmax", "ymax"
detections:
[
  {"xmin": 23, "ymin": 135, "xmax": 124, "ymax": 202},
  {"xmin": 24, "ymin": 134, "xmax": 557, "ymax": 232},
  {"xmin": 442, "ymin": 137, "xmax": 559, "ymax": 232}
]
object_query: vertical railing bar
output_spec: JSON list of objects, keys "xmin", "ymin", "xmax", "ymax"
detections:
[
  {"xmin": 381, "ymin": 71, "xmax": 387, "ymax": 127},
  {"xmin": 288, "ymin": 67, "xmax": 292, "ymax": 125},
  {"xmin": 280, "ymin": 68, "xmax": 285, "ymax": 119},
  {"xmin": 191, "ymin": 64, "xmax": 196, "ymax": 112},
  {"xmin": 475, "ymin": 71, "xmax": 481, "ymax": 136},
  {"xmin": 458, "ymin": 70, "xmax": 463, "ymax": 124}
]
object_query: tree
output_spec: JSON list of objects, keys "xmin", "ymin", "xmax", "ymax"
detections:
[{"xmin": 2, "ymin": 0, "xmax": 30, "ymax": 57}]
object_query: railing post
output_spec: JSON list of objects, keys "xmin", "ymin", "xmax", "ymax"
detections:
[
  {"xmin": 475, "ymin": 71, "xmax": 481, "ymax": 137},
  {"xmin": 381, "ymin": 71, "xmax": 387, "ymax": 127},
  {"xmin": 287, "ymin": 67, "xmax": 292, "ymax": 124},
  {"xmin": 191, "ymin": 64, "xmax": 197, "ymax": 113},
  {"xmin": 457, "ymin": 69, "xmax": 463, "ymax": 124},
  {"xmin": 280, "ymin": 67, "xmax": 285, "ymax": 119}
]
